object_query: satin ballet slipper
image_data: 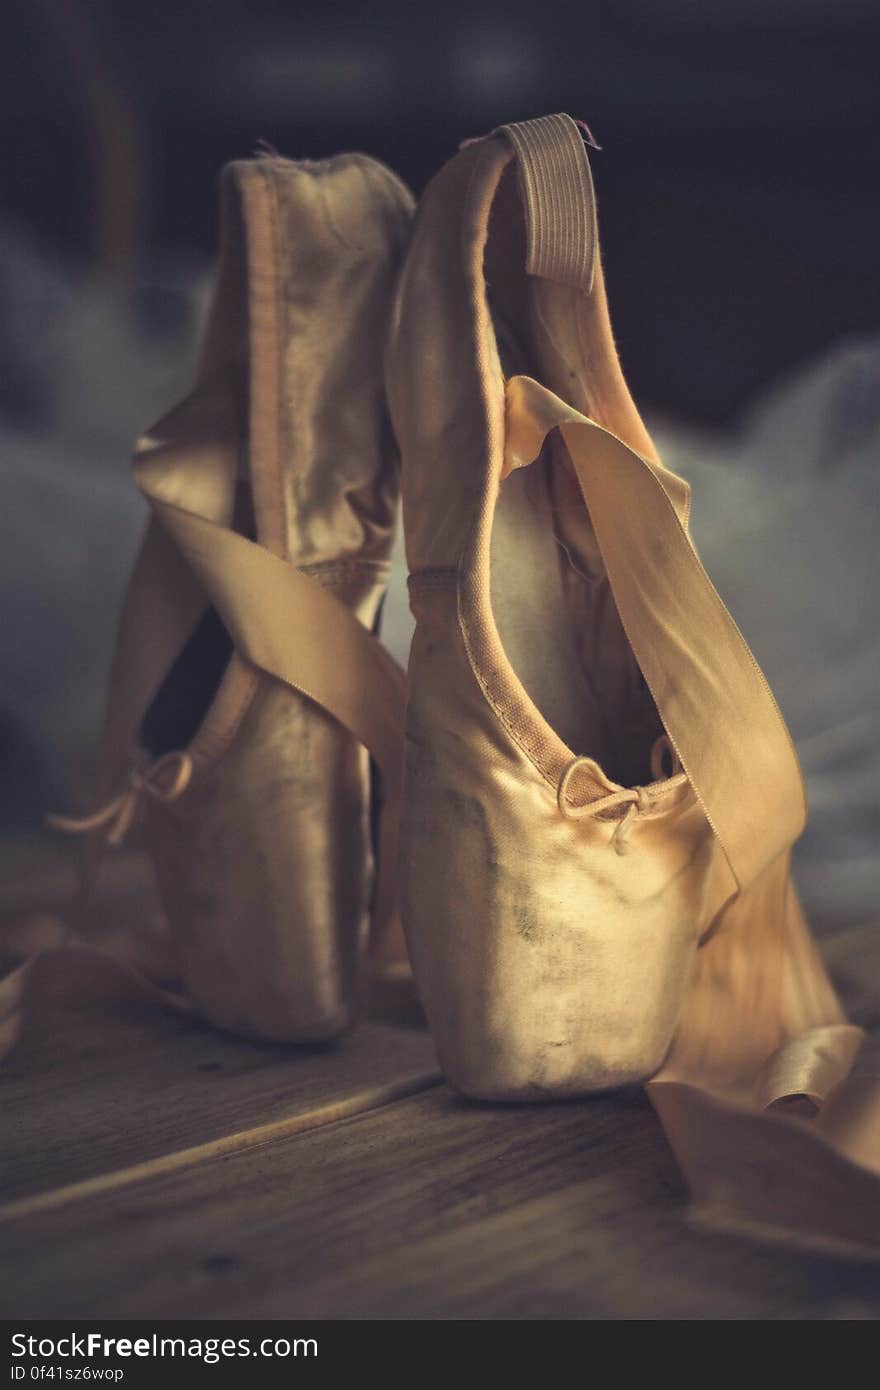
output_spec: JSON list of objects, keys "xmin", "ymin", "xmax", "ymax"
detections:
[
  {"xmin": 52, "ymin": 154, "xmax": 414, "ymax": 1042},
  {"xmin": 387, "ymin": 114, "xmax": 878, "ymax": 1251}
]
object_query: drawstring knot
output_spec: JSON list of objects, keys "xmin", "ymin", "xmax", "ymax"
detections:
[
  {"xmin": 556, "ymin": 736, "xmax": 684, "ymax": 855},
  {"xmin": 46, "ymin": 751, "xmax": 194, "ymax": 848},
  {"xmin": 610, "ymin": 791, "xmax": 651, "ymax": 856}
]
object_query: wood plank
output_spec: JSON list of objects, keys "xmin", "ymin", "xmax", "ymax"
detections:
[
  {"xmin": 291, "ymin": 1165, "xmax": 880, "ymax": 1321},
  {"xmin": 3, "ymin": 840, "xmax": 879, "ymax": 1318},
  {"xmin": 4, "ymin": 1084, "xmax": 879, "ymax": 1320},
  {"xmin": 0, "ymin": 837, "xmax": 159, "ymax": 932},
  {"xmin": 0, "ymin": 837, "xmax": 440, "ymax": 1206},
  {"xmin": 1, "ymin": 1001, "xmax": 439, "ymax": 1208}
]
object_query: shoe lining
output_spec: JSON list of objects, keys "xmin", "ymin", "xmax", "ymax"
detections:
[
  {"xmin": 140, "ymin": 609, "xmax": 233, "ymax": 758},
  {"xmin": 485, "ymin": 165, "xmax": 663, "ymax": 786}
]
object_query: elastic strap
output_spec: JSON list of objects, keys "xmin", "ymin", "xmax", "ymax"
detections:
[{"xmin": 494, "ymin": 114, "xmax": 597, "ymax": 292}]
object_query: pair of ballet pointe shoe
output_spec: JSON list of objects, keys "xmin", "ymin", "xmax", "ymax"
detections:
[{"xmin": 52, "ymin": 116, "xmax": 878, "ymax": 1251}]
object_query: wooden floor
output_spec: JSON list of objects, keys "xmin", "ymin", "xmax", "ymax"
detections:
[{"xmin": 2, "ymin": 841, "xmax": 880, "ymax": 1320}]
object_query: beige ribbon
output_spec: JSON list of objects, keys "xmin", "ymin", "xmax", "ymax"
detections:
[
  {"xmin": 137, "ymin": 489, "xmax": 408, "ymax": 961},
  {"xmin": 505, "ymin": 373, "xmax": 806, "ymax": 894},
  {"xmin": 46, "ymin": 486, "xmax": 407, "ymax": 966}
]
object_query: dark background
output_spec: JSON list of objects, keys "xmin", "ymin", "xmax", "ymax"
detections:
[
  {"xmin": 4, "ymin": 0, "xmax": 880, "ymax": 422},
  {"xmin": 2, "ymin": 0, "xmax": 879, "ymax": 844}
]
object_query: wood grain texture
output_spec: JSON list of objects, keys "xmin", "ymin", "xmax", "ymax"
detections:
[
  {"xmin": 0, "ymin": 838, "xmax": 440, "ymax": 1206},
  {"xmin": 0, "ymin": 1005, "xmax": 439, "ymax": 1208},
  {"xmin": 4, "ymin": 1084, "xmax": 880, "ymax": 1320},
  {"xmin": 3, "ymin": 840, "xmax": 879, "ymax": 1320},
  {"xmin": 0, "ymin": 838, "xmax": 159, "ymax": 931}
]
